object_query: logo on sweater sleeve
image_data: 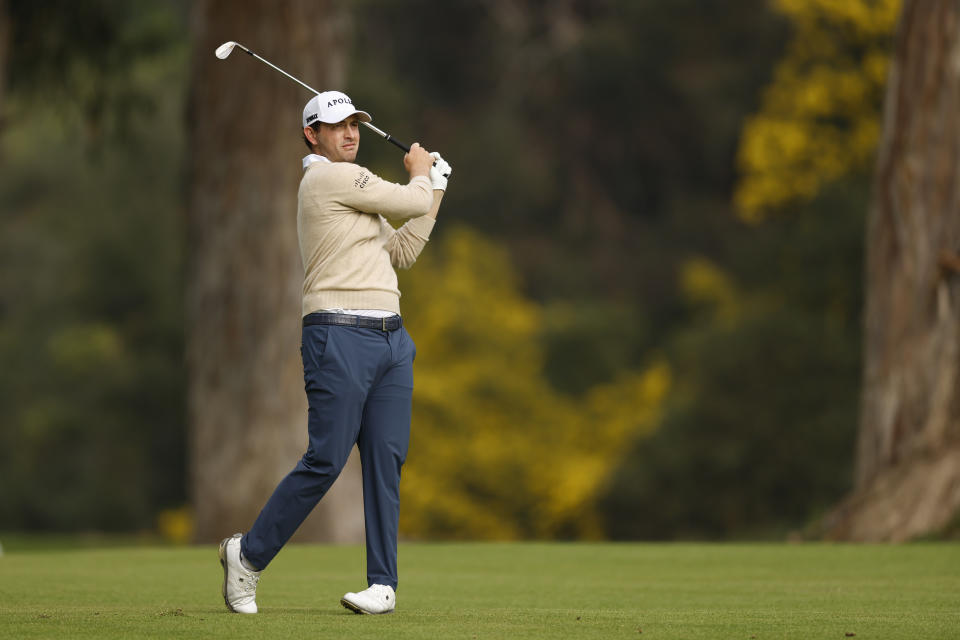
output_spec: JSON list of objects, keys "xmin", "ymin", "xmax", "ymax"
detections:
[{"xmin": 354, "ymin": 170, "xmax": 371, "ymax": 189}]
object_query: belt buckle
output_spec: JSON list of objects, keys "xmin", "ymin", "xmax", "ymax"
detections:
[{"xmin": 381, "ymin": 317, "xmax": 387, "ymax": 332}]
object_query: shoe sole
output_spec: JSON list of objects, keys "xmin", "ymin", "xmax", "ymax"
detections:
[
  {"xmin": 219, "ymin": 537, "xmax": 240, "ymax": 614},
  {"xmin": 340, "ymin": 597, "xmax": 394, "ymax": 615}
]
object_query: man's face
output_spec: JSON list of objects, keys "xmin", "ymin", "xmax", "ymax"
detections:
[{"xmin": 312, "ymin": 115, "xmax": 361, "ymax": 163}]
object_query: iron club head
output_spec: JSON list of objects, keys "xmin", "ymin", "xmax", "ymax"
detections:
[{"xmin": 215, "ymin": 41, "xmax": 238, "ymax": 59}]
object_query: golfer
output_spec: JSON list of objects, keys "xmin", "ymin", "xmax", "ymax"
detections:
[{"xmin": 219, "ymin": 90, "xmax": 451, "ymax": 615}]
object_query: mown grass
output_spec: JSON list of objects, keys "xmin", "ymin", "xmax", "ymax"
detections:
[{"xmin": 0, "ymin": 540, "xmax": 957, "ymax": 639}]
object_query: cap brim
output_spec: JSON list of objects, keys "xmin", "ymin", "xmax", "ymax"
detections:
[{"xmin": 318, "ymin": 109, "xmax": 372, "ymax": 124}]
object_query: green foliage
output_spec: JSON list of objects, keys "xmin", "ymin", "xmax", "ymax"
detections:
[
  {"xmin": 601, "ymin": 181, "xmax": 866, "ymax": 539},
  {"xmin": 350, "ymin": 0, "xmax": 789, "ymax": 280},
  {"xmin": 0, "ymin": 0, "xmax": 890, "ymax": 542},
  {"xmin": 0, "ymin": 0, "xmax": 187, "ymax": 530},
  {"xmin": 5, "ymin": 0, "xmax": 188, "ymax": 144},
  {"xmin": 597, "ymin": 0, "xmax": 902, "ymax": 539}
]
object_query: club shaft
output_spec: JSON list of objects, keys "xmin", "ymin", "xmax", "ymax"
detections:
[
  {"xmin": 364, "ymin": 122, "xmax": 446, "ymax": 176},
  {"xmin": 363, "ymin": 123, "xmax": 444, "ymax": 175},
  {"xmin": 239, "ymin": 46, "xmax": 320, "ymax": 95},
  {"xmin": 362, "ymin": 122, "xmax": 410, "ymax": 153}
]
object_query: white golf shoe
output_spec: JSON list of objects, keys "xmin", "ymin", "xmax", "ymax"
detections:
[
  {"xmin": 218, "ymin": 533, "xmax": 260, "ymax": 614},
  {"xmin": 340, "ymin": 584, "xmax": 396, "ymax": 614}
]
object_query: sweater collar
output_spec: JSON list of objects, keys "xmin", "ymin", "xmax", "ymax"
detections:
[{"xmin": 302, "ymin": 154, "xmax": 331, "ymax": 171}]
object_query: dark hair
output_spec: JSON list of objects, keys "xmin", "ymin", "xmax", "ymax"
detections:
[{"xmin": 303, "ymin": 122, "xmax": 321, "ymax": 151}]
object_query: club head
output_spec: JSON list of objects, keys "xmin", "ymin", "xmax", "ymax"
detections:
[{"xmin": 215, "ymin": 41, "xmax": 238, "ymax": 59}]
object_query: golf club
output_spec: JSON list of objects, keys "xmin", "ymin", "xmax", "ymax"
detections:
[{"xmin": 215, "ymin": 40, "xmax": 443, "ymax": 170}]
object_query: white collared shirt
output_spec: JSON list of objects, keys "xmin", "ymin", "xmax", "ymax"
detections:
[
  {"xmin": 321, "ymin": 308, "xmax": 398, "ymax": 318},
  {"xmin": 302, "ymin": 154, "xmax": 330, "ymax": 171}
]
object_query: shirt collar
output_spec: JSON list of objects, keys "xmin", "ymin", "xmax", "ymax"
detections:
[{"xmin": 302, "ymin": 154, "xmax": 331, "ymax": 171}]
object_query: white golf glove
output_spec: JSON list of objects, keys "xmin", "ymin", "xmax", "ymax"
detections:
[{"xmin": 429, "ymin": 152, "xmax": 452, "ymax": 191}]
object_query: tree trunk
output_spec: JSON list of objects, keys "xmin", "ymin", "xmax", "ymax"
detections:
[
  {"xmin": 0, "ymin": 0, "xmax": 9, "ymax": 138},
  {"xmin": 187, "ymin": 0, "xmax": 364, "ymax": 543},
  {"xmin": 825, "ymin": 0, "xmax": 960, "ymax": 541}
]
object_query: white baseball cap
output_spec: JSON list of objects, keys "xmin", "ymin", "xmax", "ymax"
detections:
[{"xmin": 302, "ymin": 91, "xmax": 372, "ymax": 128}]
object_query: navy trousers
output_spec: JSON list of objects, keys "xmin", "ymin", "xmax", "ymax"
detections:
[{"xmin": 241, "ymin": 321, "xmax": 415, "ymax": 590}]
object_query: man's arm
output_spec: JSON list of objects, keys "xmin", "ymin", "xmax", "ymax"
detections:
[
  {"xmin": 425, "ymin": 152, "xmax": 451, "ymax": 219},
  {"xmin": 332, "ymin": 143, "xmax": 437, "ymax": 222},
  {"xmin": 383, "ymin": 152, "xmax": 452, "ymax": 268},
  {"xmin": 427, "ymin": 189, "xmax": 444, "ymax": 219},
  {"xmin": 404, "ymin": 142, "xmax": 434, "ymax": 180},
  {"xmin": 381, "ymin": 215, "xmax": 433, "ymax": 270}
]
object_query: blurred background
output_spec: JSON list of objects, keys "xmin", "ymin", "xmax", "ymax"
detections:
[{"xmin": 1, "ymin": 0, "xmax": 957, "ymax": 546}]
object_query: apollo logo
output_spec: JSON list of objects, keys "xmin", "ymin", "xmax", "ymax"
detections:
[{"xmin": 327, "ymin": 97, "xmax": 353, "ymax": 108}]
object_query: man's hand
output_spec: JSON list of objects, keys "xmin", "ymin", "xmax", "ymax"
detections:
[
  {"xmin": 429, "ymin": 152, "xmax": 452, "ymax": 191},
  {"xmin": 404, "ymin": 143, "xmax": 434, "ymax": 178}
]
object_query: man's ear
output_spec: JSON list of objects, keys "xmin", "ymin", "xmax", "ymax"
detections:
[{"xmin": 304, "ymin": 126, "xmax": 319, "ymax": 146}]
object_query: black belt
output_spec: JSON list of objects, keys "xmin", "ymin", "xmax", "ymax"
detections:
[{"xmin": 303, "ymin": 312, "xmax": 403, "ymax": 332}]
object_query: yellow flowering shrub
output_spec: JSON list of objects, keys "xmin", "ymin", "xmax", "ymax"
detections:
[
  {"xmin": 157, "ymin": 506, "xmax": 194, "ymax": 544},
  {"xmin": 735, "ymin": 0, "xmax": 901, "ymax": 220},
  {"xmin": 680, "ymin": 257, "xmax": 742, "ymax": 326},
  {"xmin": 398, "ymin": 227, "xmax": 669, "ymax": 539}
]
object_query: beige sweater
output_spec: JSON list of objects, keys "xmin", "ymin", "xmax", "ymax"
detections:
[{"xmin": 297, "ymin": 160, "xmax": 435, "ymax": 316}]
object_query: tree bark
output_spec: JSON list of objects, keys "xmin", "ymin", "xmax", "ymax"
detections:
[
  {"xmin": 825, "ymin": 0, "xmax": 960, "ymax": 541},
  {"xmin": 187, "ymin": 0, "xmax": 364, "ymax": 543},
  {"xmin": 0, "ymin": 0, "xmax": 9, "ymax": 138}
]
